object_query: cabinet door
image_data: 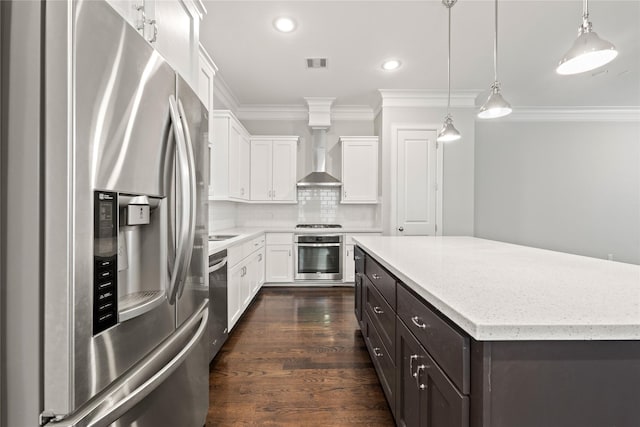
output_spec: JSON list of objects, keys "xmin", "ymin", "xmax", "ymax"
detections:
[
  {"xmin": 344, "ymin": 244, "xmax": 355, "ymax": 283},
  {"xmin": 198, "ymin": 46, "xmax": 215, "ymax": 142},
  {"xmin": 265, "ymin": 245, "xmax": 293, "ymax": 283},
  {"xmin": 154, "ymin": 0, "xmax": 198, "ymax": 86},
  {"xmin": 228, "ymin": 263, "xmax": 243, "ymax": 331},
  {"xmin": 396, "ymin": 320, "xmax": 469, "ymax": 427},
  {"xmin": 342, "ymin": 139, "xmax": 378, "ymax": 203},
  {"xmin": 239, "ymin": 134, "xmax": 251, "ymax": 200},
  {"xmin": 271, "ymin": 139, "xmax": 297, "ymax": 202},
  {"xmin": 354, "ymin": 273, "xmax": 363, "ymax": 324},
  {"xmin": 250, "ymin": 140, "xmax": 273, "ymax": 201},
  {"xmin": 228, "ymin": 123, "xmax": 242, "ymax": 199},
  {"xmin": 240, "ymin": 262, "xmax": 252, "ymax": 308}
]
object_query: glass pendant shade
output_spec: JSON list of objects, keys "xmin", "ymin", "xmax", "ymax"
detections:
[
  {"xmin": 478, "ymin": 83, "xmax": 512, "ymax": 119},
  {"xmin": 556, "ymin": 29, "xmax": 618, "ymax": 75},
  {"xmin": 437, "ymin": 115, "xmax": 461, "ymax": 142}
]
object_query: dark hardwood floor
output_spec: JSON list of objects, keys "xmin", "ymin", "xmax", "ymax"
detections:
[{"xmin": 207, "ymin": 287, "xmax": 394, "ymax": 426}]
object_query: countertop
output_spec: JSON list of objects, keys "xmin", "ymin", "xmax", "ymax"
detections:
[
  {"xmin": 353, "ymin": 236, "xmax": 640, "ymax": 341},
  {"xmin": 208, "ymin": 226, "xmax": 382, "ymax": 255}
]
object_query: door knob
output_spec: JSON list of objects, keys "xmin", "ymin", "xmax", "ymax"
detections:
[{"xmin": 398, "ymin": 226, "xmax": 404, "ymax": 232}]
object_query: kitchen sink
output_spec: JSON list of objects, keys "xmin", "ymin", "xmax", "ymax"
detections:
[{"xmin": 208, "ymin": 234, "xmax": 238, "ymax": 241}]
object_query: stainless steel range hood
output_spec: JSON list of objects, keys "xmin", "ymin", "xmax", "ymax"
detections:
[
  {"xmin": 297, "ymin": 97, "xmax": 341, "ymax": 187},
  {"xmin": 297, "ymin": 129, "xmax": 341, "ymax": 187}
]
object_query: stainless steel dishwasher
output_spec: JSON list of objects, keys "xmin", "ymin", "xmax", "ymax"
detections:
[{"xmin": 208, "ymin": 249, "xmax": 228, "ymax": 362}]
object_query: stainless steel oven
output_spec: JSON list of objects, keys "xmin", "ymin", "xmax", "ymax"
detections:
[{"xmin": 294, "ymin": 234, "xmax": 343, "ymax": 281}]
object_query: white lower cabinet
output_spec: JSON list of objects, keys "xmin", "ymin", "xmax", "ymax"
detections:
[
  {"xmin": 343, "ymin": 233, "xmax": 381, "ymax": 283},
  {"xmin": 227, "ymin": 234, "xmax": 266, "ymax": 331},
  {"xmin": 265, "ymin": 233, "xmax": 294, "ymax": 283}
]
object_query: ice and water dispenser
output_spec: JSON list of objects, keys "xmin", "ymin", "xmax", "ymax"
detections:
[{"xmin": 93, "ymin": 190, "xmax": 167, "ymax": 335}]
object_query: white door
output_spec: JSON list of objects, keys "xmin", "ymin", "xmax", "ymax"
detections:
[
  {"xmin": 265, "ymin": 245, "xmax": 293, "ymax": 283},
  {"xmin": 250, "ymin": 140, "xmax": 272, "ymax": 201},
  {"xmin": 396, "ymin": 129, "xmax": 438, "ymax": 235},
  {"xmin": 271, "ymin": 140, "xmax": 297, "ymax": 201}
]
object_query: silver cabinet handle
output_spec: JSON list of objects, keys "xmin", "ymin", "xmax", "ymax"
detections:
[
  {"xmin": 415, "ymin": 364, "xmax": 427, "ymax": 390},
  {"xmin": 410, "ymin": 354, "xmax": 419, "ymax": 377},
  {"xmin": 289, "ymin": 250, "xmax": 291, "ymax": 257},
  {"xmin": 372, "ymin": 273, "xmax": 380, "ymax": 280},
  {"xmin": 398, "ymin": 226, "xmax": 404, "ymax": 232},
  {"xmin": 373, "ymin": 306, "xmax": 384, "ymax": 315},
  {"xmin": 411, "ymin": 316, "xmax": 427, "ymax": 329},
  {"xmin": 346, "ymin": 249, "xmax": 350, "ymax": 257},
  {"xmin": 373, "ymin": 348, "xmax": 383, "ymax": 357},
  {"xmin": 258, "ymin": 254, "xmax": 263, "ymax": 262},
  {"xmin": 344, "ymin": 191, "xmax": 347, "ymax": 198},
  {"xmin": 148, "ymin": 19, "xmax": 157, "ymax": 43},
  {"xmin": 354, "ymin": 255, "xmax": 361, "ymax": 260}
]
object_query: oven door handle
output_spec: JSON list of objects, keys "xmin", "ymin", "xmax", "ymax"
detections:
[{"xmin": 297, "ymin": 243, "xmax": 342, "ymax": 248}]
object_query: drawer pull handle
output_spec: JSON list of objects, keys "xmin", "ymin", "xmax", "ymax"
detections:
[
  {"xmin": 372, "ymin": 274, "xmax": 381, "ymax": 280},
  {"xmin": 415, "ymin": 364, "xmax": 427, "ymax": 390},
  {"xmin": 411, "ymin": 316, "xmax": 428, "ymax": 329},
  {"xmin": 373, "ymin": 306, "xmax": 384, "ymax": 315},
  {"xmin": 373, "ymin": 348, "xmax": 383, "ymax": 358},
  {"xmin": 410, "ymin": 354, "xmax": 419, "ymax": 376}
]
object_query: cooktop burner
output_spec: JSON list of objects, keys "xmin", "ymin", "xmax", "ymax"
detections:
[{"xmin": 295, "ymin": 224, "xmax": 342, "ymax": 229}]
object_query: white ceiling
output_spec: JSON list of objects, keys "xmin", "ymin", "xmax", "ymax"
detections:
[{"xmin": 199, "ymin": 1, "xmax": 640, "ymax": 110}]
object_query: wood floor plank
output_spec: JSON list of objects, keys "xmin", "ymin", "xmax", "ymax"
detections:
[{"xmin": 207, "ymin": 287, "xmax": 394, "ymax": 426}]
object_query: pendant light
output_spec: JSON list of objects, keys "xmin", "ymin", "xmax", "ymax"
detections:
[
  {"xmin": 478, "ymin": 0, "xmax": 512, "ymax": 119},
  {"xmin": 556, "ymin": 0, "xmax": 617, "ymax": 75},
  {"xmin": 437, "ymin": 0, "xmax": 461, "ymax": 143}
]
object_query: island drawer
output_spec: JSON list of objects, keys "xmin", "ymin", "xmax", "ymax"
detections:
[
  {"xmin": 363, "ymin": 311, "xmax": 395, "ymax": 414},
  {"xmin": 364, "ymin": 275, "xmax": 395, "ymax": 360},
  {"xmin": 365, "ymin": 254, "xmax": 396, "ymax": 308},
  {"xmin": 397, "ymin": 284, "xmax": 470, "ymax": 394}
]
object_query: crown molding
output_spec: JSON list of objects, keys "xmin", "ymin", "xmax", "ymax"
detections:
[
  {"xmin": 377, "ymin": 89, "xmax": 480, "ymax": 112},
  {"xmin": 493, "ymin": 107, "xmax": 640, "ymax": 122},
  {"xmin": 234, "ymin": 104, "xmax": 375, "ymax": 121},
  {"xmin": 213, "ymin": 76, "xmax": 239, "ymax": 113}
]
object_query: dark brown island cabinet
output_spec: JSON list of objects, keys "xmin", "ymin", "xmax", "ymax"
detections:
[{"xmin": 354, "ymin": 245, "xmax": 640, "ymax": 427}]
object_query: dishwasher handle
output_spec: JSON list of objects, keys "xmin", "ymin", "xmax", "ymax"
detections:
[{"xmin": 208, "ymin": 257, "xmax": 228, "ymax": 273}]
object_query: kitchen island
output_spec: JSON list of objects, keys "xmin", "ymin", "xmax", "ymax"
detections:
[{"xmin": 352, "ymin": 236, "xmax": 640, "ymax": 427}]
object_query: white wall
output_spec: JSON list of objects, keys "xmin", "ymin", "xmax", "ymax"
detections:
[
  {"xmin": 379, "ymin": 106, "xmax": 475, "ymax": 236},
  {"xmin": 475, "ymin": 120, "xmax": 640, "ymax": 265}
]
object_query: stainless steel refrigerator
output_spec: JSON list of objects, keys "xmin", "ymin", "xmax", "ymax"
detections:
[{"xmin": 1, "ymin": 1, "xmax": 210, "ymax": 426}]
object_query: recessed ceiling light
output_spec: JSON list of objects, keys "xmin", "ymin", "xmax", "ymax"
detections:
[
  {"xmin": 382, "ymin": 59, "xmax": 401, "ymax": 71},
  {"xmin": 274, "ymin": 17, "xmax": 296, "ymax": 33}
]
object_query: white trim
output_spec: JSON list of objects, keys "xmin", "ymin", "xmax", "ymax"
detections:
[
  {"xmin": 213, "ymin": 75, "xmax": 240, "ymax": 113},
  {"xmin": 390, "ymin": 123, "xmax": 444, "ymax": 237},
  {"xmin": 379, "ymin": 89, "xmax": 480, "ymax": 109},
  {"xmin": 491, "ymin": 107, "xmax": 640, "ymax": 122},
  {"xmin": 198, "ymin": 43, "xmax": 218, "ymax": 74},
  {"xmin": 234, "ymin": 104, "xmax": 375, "ymax": 121}
]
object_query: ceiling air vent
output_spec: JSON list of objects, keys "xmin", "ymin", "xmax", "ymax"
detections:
[{"xmin": 306, "ymin": 58, "xmax": 328, "ymax": 69}]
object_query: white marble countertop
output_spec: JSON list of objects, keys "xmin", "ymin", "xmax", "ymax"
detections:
[
  {"xmin": 208, "ymin": 226, "xmax": 382, "ymax": 255},
  {"xmin": 353, "ymin": 236, "xmax": 640, "ymax": 341}
]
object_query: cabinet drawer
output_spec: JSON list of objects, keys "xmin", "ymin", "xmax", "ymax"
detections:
[
  {"xmin": 397, "ymin": 284, "xmax": 470, "ymax": 394},
  {"xmin": 248, "ymin": 234, "xmax": 265, "ymax": 253},
  {"xmin": 364, "ymin": 276, "xmax": 395, "ymax": 361},
  {"xmin": 354, "ymin": 246, "xmax": 365, "ymax": 274},
  {"xmin": 365, "ymin": 254, "xmax": 396, "ymax": 308},
  {"xmin": 364, "ymin": 311, "xmax": 395, "ymax": 415},
  {"xmin": 227, "ymin": 244, "xmax": 243, "ymax": 268},
  {"xmin": 266, "ymin": 233, "xmax": 293, "ymax": 245}
]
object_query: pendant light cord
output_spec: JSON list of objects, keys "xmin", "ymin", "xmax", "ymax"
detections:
[
  {"xmin": 493, "ymin": 0, "xmax": 498, "ymax": 83},
  {"xmin": 447, "ymin": 4, "xmax": 452, "ymax": 113}
]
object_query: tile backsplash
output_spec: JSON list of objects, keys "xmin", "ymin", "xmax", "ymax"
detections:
[{"xmin": 210, "ymin": 188, "xmax": 380, "ymax": 231}]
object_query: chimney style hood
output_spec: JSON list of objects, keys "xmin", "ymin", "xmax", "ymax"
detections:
[{"xmin": 297, "ymin": 98, "xmax": 341, "ymax": 187}]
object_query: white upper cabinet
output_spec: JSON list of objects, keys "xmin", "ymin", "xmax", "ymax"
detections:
[
  {"xmin": 211, "ymin": 111, "xmax": 251, "ymax": 201},
  {"xmin": 105, "ymin": 0, "xmax": 206, "ymax": 87},
  {"xmin": 340, "ymin": 136, "xmax": 379, "ymax": 204},
  {"xmin": 250, "ymin": 137, "xmax": 298, "ymax": 203},
  {"xmin": 197, "ymin": 44, "xmax": 217, "ymax": 144}
]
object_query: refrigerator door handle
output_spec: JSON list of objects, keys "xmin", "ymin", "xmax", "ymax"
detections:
[
  {"xmin": 175, "ymin": 98, "xmax": 198, "ymax": 300},
  {"xmin": 167, "ymin": 95, "xmax": 191, "ymax": 305},
  {"xmin": 47, "ymin": 300, "xmax": 209, "ymax": 427}
]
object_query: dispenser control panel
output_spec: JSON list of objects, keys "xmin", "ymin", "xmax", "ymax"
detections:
[{"xmin": 93, "ymin": 191, "xmax": 118, "ymax": 334}]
